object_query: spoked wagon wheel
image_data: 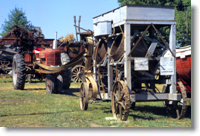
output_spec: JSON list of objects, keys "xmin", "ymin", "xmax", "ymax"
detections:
[
  {"xmin": 80, "ymin": 82, "xmax": 89, "ymax": 110},
  {"xmin": 163, "ymin": 81, "xmax": 187, "ymax": 119},
  {"xmin": 112, "ymin": 80, "xmax": 130, "ymax": 121},
  {"xmin": 71, "ymin": 65, "xmax": 85, "ymax": 83}
]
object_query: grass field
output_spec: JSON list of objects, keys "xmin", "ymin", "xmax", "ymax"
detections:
[{"xmin": 0, "ymin": 77, "xmax": 191, "ymax": 127}]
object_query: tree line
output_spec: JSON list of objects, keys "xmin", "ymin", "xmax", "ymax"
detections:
[
  {"xmin": 118, "ymin": 0, "xmax": 191, "ymax": 47},
  {"xmin": 0, "ymin": 1, "xmax": 191, "ymax": 47}
]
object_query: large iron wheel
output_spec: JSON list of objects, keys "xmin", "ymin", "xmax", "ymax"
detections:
[
  {"xmin": 71, "ymin": 65, "xmax": 85, "ymax": 83},
  {"xmin": 80, "ymin": 82, "xmax": 89, "ymax": 110},
  {"xmin": 112, "ymin": 80, "xmax": 130, "ymax": 121},
  {"xmin": 163, "ymin": 81, "xmax": 187, "ymax": 119}
]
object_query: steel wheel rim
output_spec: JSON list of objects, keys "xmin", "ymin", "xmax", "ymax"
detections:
[
  {"xmin": 112, "ymin": 81, "xmax": 130, "ymax": 121},
  {"xmin": 164, "ymin": 81, "xmax": 187, "ymax": 119},
  {"xmin": 13, "ymin": 60, "xmax": 17, "ymax": 85}
]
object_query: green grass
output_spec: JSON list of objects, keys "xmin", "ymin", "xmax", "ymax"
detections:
[{"xmin": 0, "ymin": 78, "xmax": 191, "ymax": 127}]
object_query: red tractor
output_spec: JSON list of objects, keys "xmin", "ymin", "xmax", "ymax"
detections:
[
  {"xmin": 12, "ymin": 45, "xmax": 71, "ymax": 94},
  {"xmin": 0, "ymin": 25, "xmax": 72, "ymax": 93}
]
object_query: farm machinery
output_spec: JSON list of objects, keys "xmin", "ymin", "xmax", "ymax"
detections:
[
  {"xmin": 176, "ymin": 45, "xmax": 191, "ymax": 96},
  {"xmin": 0, "ymin": 25, "xmax": 84, "ymax": 93},
  {"xmin": 79, "ymin": 5, "xmax": 190, "ymax": 121}
]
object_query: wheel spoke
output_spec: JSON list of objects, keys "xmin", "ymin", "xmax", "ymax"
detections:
[
  {"xmin": 118, "ymin": 93, "xmax": 125, "ymax": 101},
  {"xmin": 113, "ymin": 92, "xmax": 118, "ymax": 101},
  {"xmin": 119, "ymin": 104, "xmax": 122, "ymax": 120},
  {"xmin": 118, "ymin": 101, "xmax": 126, "ymax": 109},
  {"xmin": 78, "ymin": 67, "xmax": 81, "ymax": 73},
  {"xmin": 74, "ymin": 68, "xmax": 78, "ymax": 72}
]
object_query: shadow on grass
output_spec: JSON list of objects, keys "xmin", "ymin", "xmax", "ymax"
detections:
[
  {"xmin": 25, "ymin": 81, "xmax": 45, "ymax": 83},
  {"xmin": 103, "ymin": 105, "xmax": 191, "ymax": 120},
  {"xmin": 132, "ymin": 105, "xmax": 191, "ymax": 119},
  {"xmin": 23, "ymin": 88, "xmax": 46, "ymax": 91},
  {"xmin": 61, "ymin": 88, "xmax": 80, "ymax": 97},
  {"xmin": 0, "ymin": 110, "xmax": 76, "ymax": 117},
  {"xmin": 0, "ymin": 81, "xmax": 13, "ymax": 83}
]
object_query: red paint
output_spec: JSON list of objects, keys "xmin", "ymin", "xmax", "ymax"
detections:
[{"xmin": 176, "ymin": 46, "xmax": 191, "ymax": 92}]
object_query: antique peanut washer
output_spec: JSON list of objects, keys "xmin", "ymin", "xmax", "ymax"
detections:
[{"xmin": 80, "ymin": 5, "xmax": 187, "ymax": 121}]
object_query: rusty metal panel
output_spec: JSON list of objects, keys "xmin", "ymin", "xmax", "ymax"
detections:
[{"xmin": 24, "ymin": 54, "xmax": 32, "ymax": 63}]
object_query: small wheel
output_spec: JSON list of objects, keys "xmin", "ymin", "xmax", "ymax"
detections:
[
  {"xmin": 80, "ymin": 82, "xmax": 89, "ymax": 110},
  {"xmin": 12, "ymin": 54, "xmax": 26, "ymax": 90},
  {"xmin": 71, "ymin": 65, "xmax": 85, "ymax": 83},
  {"xmin": 163, "ymin": 81, "xmax": 187, "ymax": 119},
  {"xmin": 56, "ymin": 74, "xmax": 63, "ymax": 94},
  {"xmin": 112, "ymin": 80, "xmax": 130, "ymax": 121},
  {"xmin": 45, "ymin": 75, "xmax": 56, "ymax": 94}
]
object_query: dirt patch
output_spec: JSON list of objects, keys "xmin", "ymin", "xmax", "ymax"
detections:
[
  {"xmin": 90, "ymin": 123, "xmax": 104, "ymax": 127},
  {"xmin": 0, "ymin": 98, "xmax": 42, "ymax": 102},
  {"xmin": 90, "ymin": 123, "xmax": 118, "ymax": 127},
  {"xmin": 23, "ymin": 125, "xmax": 48, "ymax": 127}
]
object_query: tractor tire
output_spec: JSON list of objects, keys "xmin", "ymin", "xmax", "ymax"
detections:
[
  {"xmin": 62, "ymin": 69, "xmax": 71, "ymax": 90},
  {"xmin": 56, "ymin": 74, "xmax": 63, "ymax": 93},
  {"xmin": 12, "ymin": 54, "xmax": 26, "ymax": 90},
  {"xmin": 45, "ymin": 75, "xmax": 56, "ymax": 94},
  {"xmin": 61, "ymin": 53, "xmax": 70, "ymax": 65}
]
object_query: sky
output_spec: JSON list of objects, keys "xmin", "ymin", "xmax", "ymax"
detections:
[{"xmin": 0, "ymin": 0, "xmax": 119, "ymax": 39}]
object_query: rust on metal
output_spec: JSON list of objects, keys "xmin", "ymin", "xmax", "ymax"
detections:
[{"xmin": 112, "ymin": 80, "xmax": 130, "ymax": 121}]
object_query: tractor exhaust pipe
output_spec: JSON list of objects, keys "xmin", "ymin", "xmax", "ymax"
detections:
[{"xmin": 53, "ymin": 32, "xmax": 57, "ymax": 49}]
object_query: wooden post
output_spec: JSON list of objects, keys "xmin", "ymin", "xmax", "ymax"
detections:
[
  {"xmin": 107, "ymin": 37, "xmax": 113, "ymax": 98},
  {"xmin": 78, "ymin": 16, "xmax": 81, "ymax": 41},
  {"xmin": 74, "ymin": 16, "xmax": 78, "ymax": 42},
  {"xmin": 169, "ymin": 24, "xmax": 176, "ymax": 94},
  {"xmin": 124, "ymin": 23, "xmax": 131, "ymax": 93}
]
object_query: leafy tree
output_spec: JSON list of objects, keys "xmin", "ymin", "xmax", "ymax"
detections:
[
  {"xmin": 0, "ymin": 7, "xmax": 33, "ymax": 37},
  {"xmin": 118, "ymin": 0, "xmax": 191, "ymax": 47}
]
